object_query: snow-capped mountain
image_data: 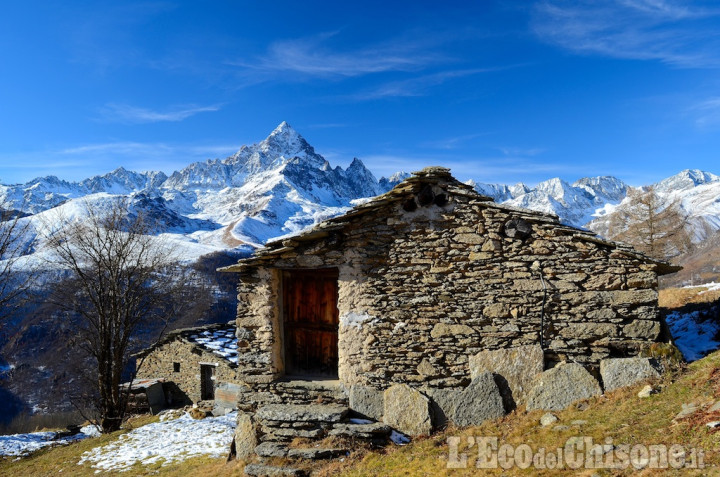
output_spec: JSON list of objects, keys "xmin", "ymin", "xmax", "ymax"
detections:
[
  {"xmin": 471, "ymin": 176, "xmax": 629, "ymax": 227},
  {"xmin": 1, "ymin": 122, "xmax": 403, "ymax": 266},
  {"xmin": 474, "ymin": 169, "xmax": 720, "ymax": 244},
  {"xmin": 3, "ymin": 120, "xmax": 720, "ymax": 269}
]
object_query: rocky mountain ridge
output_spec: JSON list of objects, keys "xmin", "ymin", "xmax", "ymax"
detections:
[{"xmin": 2, "ymin": 122, "xmax": 720, "ymax": 264}]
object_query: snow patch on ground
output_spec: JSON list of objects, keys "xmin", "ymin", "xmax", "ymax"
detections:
[
  {"xmin": 0, "ymin": 425, "xmax": 100, "ymax": 458},
  {"xmin": 666, "ymin": 309, "xmax": 720, "ymax": 362},
  {"xmin": 390, "ymin": 430, "xmax": 410, "ymax": 445},
  {"xmin": 78, "ymin": 412, "xmax": 236, "ymax": 472},
  {"xmin": 683, "ymin": 282, "xmax": 720, "ymax": 294}
]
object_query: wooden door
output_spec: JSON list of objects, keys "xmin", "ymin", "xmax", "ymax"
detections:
[{"xmin": 283, "ymin": 268, "xmax": 339, "ymax": 377}]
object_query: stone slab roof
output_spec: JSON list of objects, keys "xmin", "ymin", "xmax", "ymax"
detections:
[
  {"xmin": 219, "ymin": 166, "xmax": 681, "ymax": 276},
  {"xmin": 134, "ymin": 322, "xmax": 238, "ymax": 366}
]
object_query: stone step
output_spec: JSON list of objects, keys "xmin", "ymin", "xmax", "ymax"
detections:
[
  {"xmin": 260, "ymin": 426, "xmax": 325, "ymax": 440},
  {"xmin": 255, "ymin": 404, "xmax": 348, "ymax": 423},
  {"xmin": 270, "ymin": 379, "xmax": 348, "ymax": 406},
  {"xmin": 287, "ymin": 447, "xmax": 348, "ymax": 460},
  {"xmin": 329, "ymin": 421, "xmax": 392, "ymax": 439},
  {"xmin": 255, "ymin": 442, "xmax": 288, "ymax": 458},
  {"xmin": 244, "ymin": 463, "xmax": 306, "ymax": 477}
]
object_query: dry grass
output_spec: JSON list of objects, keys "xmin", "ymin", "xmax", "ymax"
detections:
[
  {"xmin": 7, "ymin": 353, "xmax": 720, "ymax": 476},
  {"xmin": 320, "ymin": 353, "xmax": 720, "ymax": 476},
  {"xmin": 659, "ymin": 287, "xmax": 720, "ymax": 309}
]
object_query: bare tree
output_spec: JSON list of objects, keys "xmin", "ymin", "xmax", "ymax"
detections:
[
  {"xmin": 607, "ymin": 186, "xmax": 692, "ymax": 260},
  {"xmin": 0, "ymin": 204, "xmax": 34, "ymax": 328},
  {"xmin": 45, "ymin": 198, "xmax": 198, "ymax": 432}
]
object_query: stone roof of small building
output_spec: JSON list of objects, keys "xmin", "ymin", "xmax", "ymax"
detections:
[
  {"xmin": 135, "ymin": 322, "xmax": 239, "ymax": 366},
  {"xmin": 220, "ymin": 166, "xmax": 681, "ymax": 275}
]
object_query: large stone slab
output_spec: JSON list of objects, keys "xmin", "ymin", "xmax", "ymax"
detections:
[
  {"xmin": 255, "ymin": 441, "xmax": 288, "ymax": 458},
  {"xmin": 383, "ymin": 383, "xmax": 432, "ymax": 436},
  {"xmin": 255, "ymin": 404, "xmax": 348, "ymax": 423},
  {"xmin": 233, "ymin": 411, "xmax": 257, "ymax": 460},
  {"xmin": 349, "ymin": 384, "xmax": 384, "ymax": 420},
  {"xmin": 469, "ymin": 344, "xmax": 544, "ymax": 408},
  {"xmin": 329, "ymin": 422, "xmax": 392, "ymax": 439},
  {"xmin": 287, "ymin": 448, "xmax": 348, "ymax": 460},
  {"xmin": 526, "ymin": 362, "xmax": 602, "ymax": 411},
  {"xmin": 451, "ymin": 372, "xmax": 506, "ymax": 427},
  {"xmin": 214, "ymin": 382, "xmax": 250, "ymax": 412},
  {"xmin": 600, "ymin": 357, "xmax": 662, "ymax": 392},
  {"xmin": 425, "ymin": 373, "xmax": 505, "ymax": 428}
]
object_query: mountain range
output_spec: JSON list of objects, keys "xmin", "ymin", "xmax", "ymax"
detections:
[{"xmin": 2, "ymin": 121, "xmax": 720, "ymax": 269}]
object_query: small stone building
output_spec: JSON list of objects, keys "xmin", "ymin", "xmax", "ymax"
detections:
[
  {"xmin": 221, "ymin": 167, "xmax": 679, "ymax": 392},
  {"xmin": 135, "ymin": 322, "xmax": 244, "ymax": 407}
]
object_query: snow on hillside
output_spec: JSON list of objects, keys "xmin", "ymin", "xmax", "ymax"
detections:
[
  {"xmin": 3, "ymin": 120, "xmax": 720, "ymax": 267},
  {"xmin": 666, "ymin": 309, "xmax": 720, "ymax": 362},
  {"xmin": 1, "ymin": 122, "xmax": 392, "ymax": 266},
  {"xmin": 0, "ymin": 425, "xmax": 100, "ymax": 458},
  {"xmin": 78, "ymin": 411, "xmax": 236, "ymax": 471}
]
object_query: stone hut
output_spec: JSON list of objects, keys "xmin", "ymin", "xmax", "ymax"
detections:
[
  {"xmin": 221, "ymin": 167, "xmax": 678, "ymax": 396},
  {"xmin": 135, "ymin": 322, "xmax": 244, "ymax": 409}
]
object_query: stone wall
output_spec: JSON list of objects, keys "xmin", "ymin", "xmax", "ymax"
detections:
[
  {"xmin": 137, "ymin": 338, "xmax": 241, "ymax": 404},
  {"xmin": 231, "ymin": 169, "xmax": 668, "ymax": 392}
]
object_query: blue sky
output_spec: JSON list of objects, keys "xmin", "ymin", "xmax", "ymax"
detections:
[{"xmin": 2, "ymin": 1, "xmax": 720, "ymax": 187}]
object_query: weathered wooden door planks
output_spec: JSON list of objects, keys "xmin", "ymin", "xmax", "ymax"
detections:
[{"xmin": 282, "ymin": 268, "xmax": 339, "ymax": 377}]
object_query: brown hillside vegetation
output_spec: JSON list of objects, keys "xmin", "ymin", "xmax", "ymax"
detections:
[
  {"xmin": 5, "ymin": 351, "xmax": 720, "ymax": 475},
  {"xmin": 660, "ymin": 230, "xmax": 720, "ymax": 289}
]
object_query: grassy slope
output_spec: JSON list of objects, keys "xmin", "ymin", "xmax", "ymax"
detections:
[
  {"xmin": 4, "ymin": 353, "xmax": 720, "ymax": 476},
  {"xmin": 0, "ymin": 414, "xmax": 246, "ymax": 477},
  {"xmin": 4, "ymin": 288, "xmax": 720, "ymax": 476},
  {"xmin": 322, "ymin": 354, "xmax": 720, "ymax": 476}
]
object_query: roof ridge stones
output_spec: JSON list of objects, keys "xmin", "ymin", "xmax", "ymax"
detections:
[{"xmin": 220, "ymin": 166, "xmax": 679, "ymax": 275}]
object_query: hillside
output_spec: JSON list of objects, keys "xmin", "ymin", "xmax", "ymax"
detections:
[
  {"xmin": 3, "ymin": 348, "xmax": 720, "ymax": 475},
  {"xmin": 661, "ymin": 230, "xmax": 720, "ymax": 288}
]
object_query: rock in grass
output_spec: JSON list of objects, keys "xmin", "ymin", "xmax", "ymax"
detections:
[
  {"xmin": 383, "ymin": 384, "xmax": 432, "ymax": 436},
  {"xmin": 526, "ymin": 362, "xmax": 601, "ymax": 411}
]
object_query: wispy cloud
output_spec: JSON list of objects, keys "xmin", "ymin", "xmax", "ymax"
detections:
[
  {"xmin": 60, "ymin": 141, "xmax": 240, "ymax": 161},
  {"xmin": 498, "ymin": 146, "xmax": 546, "ymax": 157},
  {"xmin": 688, "ymin": 97, "xmax": 720, "ymax": 127},
  {"xmin": 423, "ymin": 132, "xmax": 491, "ymax": 150},
  {"xmin": 359, "ymin": 153, "xmax": 585, "ymax": 185},
  {"xmin": 0, "ymin": 140, "xmax": 244, "ymax": 184},
  {"xmin": 234, "ymin": 32, "xmax": 438, "ymax": 79},
  {"xmin": 99, "ymin": 103, "xmax": 223, "ymax": 124},
  {"xmin": 350, "ymin": 67, "xmax": 508, "ymax": 101},
  {"xmin": 532, "ymin": 0, "xmax": 720, "ymax": 68}
]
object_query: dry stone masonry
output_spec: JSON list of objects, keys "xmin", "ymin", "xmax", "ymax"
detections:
[
  {"xmin": 215, "ymin": 167, "xmax": 679, "ymax": 471},
  {"xmin": 222, "ymin": 167, "xmax": 676, "ymax": 388}
]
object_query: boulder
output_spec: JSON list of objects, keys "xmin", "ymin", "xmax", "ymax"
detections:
[
  {"xmin": 469, "ymin": 344, "xmax": 544, "ymax": 408},
  {"xmin": 233, "ymin": 412, "xmax": 257, "ymax": 460},
  {"xmin": 383, "ymin": 384, "xmax": 432, "ymax": 436},
  {"xmin": 349, "ymin": 385, "xmax": 384, "ymax": 420},
  {"xmin": 600, "ymin": 357, "xmax": 662, "ymax": 392},
  {"xmin": 526, "ymin": 362, "xmax": 602, "ymax": 411},
  {"xmin": 452, "ymin": 372, "xmax": 506, "ymax": 426},
  {"xmin": 424, "ymin": 373, "xmax": 505, "ymax": 428}
]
